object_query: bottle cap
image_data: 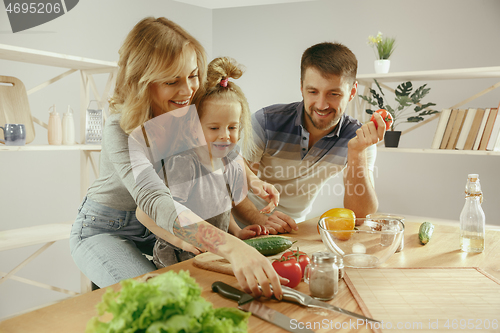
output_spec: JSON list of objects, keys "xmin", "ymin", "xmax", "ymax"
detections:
[
  {"xmin": 468, "ymin": 174, "xmax": 479, "ymax": 181},
  {"xmin": 49, "ymin": 104, "xmax": 58, "ymax": 115}
]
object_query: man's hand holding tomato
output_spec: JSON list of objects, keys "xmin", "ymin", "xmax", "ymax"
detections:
[
  {"xmin": 348, "ymin": 111, "xmax": 386, "ymax": 153},
  {"xmin": 370, "ymin": 109, "xmax": 393, "ymax": 131}
]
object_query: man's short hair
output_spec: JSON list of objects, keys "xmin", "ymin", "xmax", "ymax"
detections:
[{"xmin": 301, "ymin": 42, "xmax": 357, "ymax": 85}]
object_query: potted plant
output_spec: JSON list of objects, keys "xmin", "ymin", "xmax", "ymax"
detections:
[
  {"xmin": 359, "ymin": 79, "xmax": 439, "ymax": 147},
  {"xmin": 368, "ymin": 32, "xmax": 396, "ymax": 73}
]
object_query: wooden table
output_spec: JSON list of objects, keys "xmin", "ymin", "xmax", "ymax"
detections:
[{"xmin": 1, "ymin": 217, "xmax": 499, "ymax": 333}]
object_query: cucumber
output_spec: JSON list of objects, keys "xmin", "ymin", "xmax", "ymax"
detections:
[
  {"xmin": 418, "ymin": 222, "xmax": 434, "ymax": 245},
  {"xmin": 243, "ymin": 236, "xmax": 295, "ymax": 256}
]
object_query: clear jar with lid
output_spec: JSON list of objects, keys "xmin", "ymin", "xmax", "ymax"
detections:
[{"xmin": 304, "ymin": 252, "xmax": 339, "ymax": 300}]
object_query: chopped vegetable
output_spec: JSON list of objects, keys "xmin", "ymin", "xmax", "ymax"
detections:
[{"xmin": 86, "ymin": 270, "xmax": 250, "ymax": 333}]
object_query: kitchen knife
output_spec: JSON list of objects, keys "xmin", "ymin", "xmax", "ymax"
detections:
[
  {"xmin": 212, "ymin": 282, "xmax": 314, "ymax": 333},
  {"xmin": 280, "ymin": 286, "xmax": 380, "ymax": 324}
]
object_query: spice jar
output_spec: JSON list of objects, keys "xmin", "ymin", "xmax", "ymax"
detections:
[{"xmin": 304, "ymin": 252, "xmax": 339, "ymax": 301}]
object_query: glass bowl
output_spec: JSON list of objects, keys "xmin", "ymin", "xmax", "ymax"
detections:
[{"xmin": 318, "ymin": 217, "xmax": 404, "ymax": 268}]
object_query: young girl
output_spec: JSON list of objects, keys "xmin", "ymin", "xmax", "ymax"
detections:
[{"xmin": 137, "ymin": 57, "xmax": 269, "ymax": 268}]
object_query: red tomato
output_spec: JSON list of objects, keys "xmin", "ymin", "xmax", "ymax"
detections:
[
  {"xmin": 272, "ymin": 257, "xmax": 302, "ymax": 288},
  {"xmin": 281, "ymin": 248, "xmax": 310, "ymax": 277},
  {"xmin": 370, "ymin": 109, "xmax": 393, "ymax": 131}
]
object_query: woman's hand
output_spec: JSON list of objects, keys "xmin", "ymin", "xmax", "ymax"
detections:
[
  {"xmin": 173, "ymin": 211, "xmax": 286, "ymax": 299},
  {"xmin": 237, "ymin": 224, "xmax": 269, "ymax": 240},
  {"xmin": 228, "ymin": 245, "xmax": 288, "ymax": 299}
]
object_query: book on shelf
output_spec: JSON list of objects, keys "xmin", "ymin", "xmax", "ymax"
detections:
[
  {"xmin": 473, "ymin": 108, "xmax": 491, "ymax": 150},
  {"xmin": 455, "ymin": 108, "xmax": 476, "ymax": 150},
  {"xmin": 431, "ymin": 108, "xmax": 451, "ymax": 149},
  {"xmin": 463, "ymin": 108, "xmax": 486, "ymax": 150},
  {"xmin": 446, "ymin": 109, "xmax": 467, "ymax": 149},
  {"xmin": 486, "ymin": 107, "xmax": 500, "ymax": 151},
  {"xmin": 432, "ymin": 107, "xmax": 500, "ymax": 151},
  {"xmin": 439, "ymin": 109, "xmax": 458, "ymax": 149},
  {"xmin": 489, "ymin": 101, "xmax": 500, "ymax": 151},
  {"xmin": 478, "ymin": 108, "xmax": 498, "ymax": 150},
  {"xmin": 489, "ymin": 127, "xmax": 500, "ymax": 151}
]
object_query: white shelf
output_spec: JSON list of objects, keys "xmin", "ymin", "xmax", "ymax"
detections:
[
  {"xmin": 377, "ymin": 147, "xmax": 500, "ymax": 156},
  {"xmin": 0, "ymin": 44, "xmax": 111, "ymax": 295},
  {"xmin": 357, "ymin": 66, "xmax": 500, "ymax": 83},
  {"xmin": 0, "ymin": 144, "xmax": 101, "ymax": 152},
  {"xmin": 0, "ymin": 223, "xmax": 73, "ymax": 252},
  {"xmin": 0, "ymin": 44, "xmax": 117, "ymax": 71}
]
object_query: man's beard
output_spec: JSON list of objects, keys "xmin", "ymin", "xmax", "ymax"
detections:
[{"xmin": 305, "ymin": 107, "xmax": 339, "ymax": 131}]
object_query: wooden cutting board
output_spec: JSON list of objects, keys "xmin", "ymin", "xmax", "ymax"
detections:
[
  {"xmin": 193, "ymin": 235, "xmax": 328, "ymax": 275},
  {"xmin": 0, "ymin": 75, "xmax": 35, "ymax": 143},
  {"xmin": 344, "ymin": 267, "xmax": 500, "ymax": 333}
]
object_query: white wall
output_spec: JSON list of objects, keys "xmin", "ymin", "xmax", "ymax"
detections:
[
  {"xmin": 1, "ymin": 0, "xmax": 499, "ymax": 321},
  {"xmin": 211, "ymin": 0, "xmax": 500, "ymax": 222}
]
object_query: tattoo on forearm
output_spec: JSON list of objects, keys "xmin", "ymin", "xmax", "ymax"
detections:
[
  {"xmin": 173, "ymin": 217, "xmax": 200, "ymax": 246},
  {"xmin": 173, "ymin": 218, "xmax": 227, "ymax": 254}
]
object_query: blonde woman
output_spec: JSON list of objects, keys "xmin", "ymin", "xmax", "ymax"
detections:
[{"xmin": 69, "ymin": 17, "xmax": 282, "ymax": 299}]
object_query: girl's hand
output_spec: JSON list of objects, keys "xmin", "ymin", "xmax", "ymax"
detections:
[
  {"xmin": 237, "ymin": 224, "xmax": 269, "ymax": 240},
  {"xmin": 250, "ymin": 180, "xmax": 280, "ymax": 214}
]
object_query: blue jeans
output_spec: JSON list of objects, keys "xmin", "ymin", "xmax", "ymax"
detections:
[{"xmin": 69, "ymin": 197, "xmax": 157, "ymax": 288}]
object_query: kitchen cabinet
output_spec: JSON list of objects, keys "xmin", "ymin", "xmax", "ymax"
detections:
[{"xmin": 0, "ymin": 44, "xmax": 118, "ymax": 298}]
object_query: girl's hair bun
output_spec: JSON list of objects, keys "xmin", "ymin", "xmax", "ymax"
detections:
[{"xmin": 206, "ymin": 57, "xmax": 244, "ymax": 89}]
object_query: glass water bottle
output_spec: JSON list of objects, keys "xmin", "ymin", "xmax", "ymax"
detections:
[{"xmin": 459, "ymin": 174, "xmax": 485, "ymax": 253}]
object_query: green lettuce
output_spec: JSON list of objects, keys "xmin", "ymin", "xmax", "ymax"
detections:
[{"xmin": 86, "ymin": 270, "xmax": 250, "ymax": 333}]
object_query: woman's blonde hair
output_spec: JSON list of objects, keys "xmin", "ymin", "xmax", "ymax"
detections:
[
  {"xmin": 109, "ymin": 17, "xmax": 207, "ymax": 134},
  {"xmin": 194, "ymin": 57, "xmax": 255, "ymax": 157}
]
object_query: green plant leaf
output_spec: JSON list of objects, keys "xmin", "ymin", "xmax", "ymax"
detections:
[
  {"xmin": 407, "ymin": 116, "xmax": 424, "ymax": 122},
  {"xmin": 369, "ymin": 88, "xmax": 384, "ymax": 109},
  {"xmin": 358, "ymin": 94, "xmax": 378, "ymax": 106},
  {"xmin": 376, "ymin": 37, "xmax": 396, "ymax": 59},
  {"xmin": 411, "ymin": 84, "xmax": 430, "ymax": 103},
  {"xmin": 395, "ymin": 95, "xmax": 412, "ymax": 109},
  {"xmin": 418, "ymin": 110, "xmax": 440, "ymax": 116},
  {"xmin": 414, "ymin": 102, "xmax": 437, "ymax": 112},
  {"xmin": 365, "ymin": 109, "xmax": 375, "ymax": 115},
  {"xmin": 395, "ymin": 81, "xmax": 412, "ymax": 97},
  {"xmin": 374, "ymin": 79, "xmax": 385, "ymax": 96}
]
